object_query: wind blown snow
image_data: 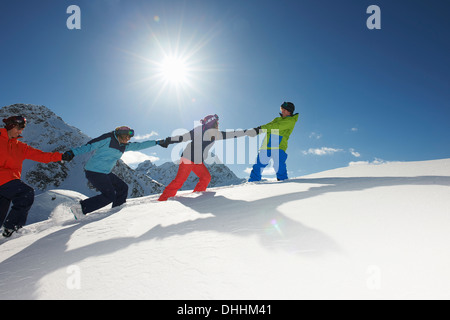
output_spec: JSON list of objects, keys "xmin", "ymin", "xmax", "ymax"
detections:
[{"xmin": 1, "ymin": 159, "xmax": 450, "ymax": 299}]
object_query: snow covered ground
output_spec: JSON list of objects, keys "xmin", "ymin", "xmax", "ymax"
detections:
[{"xmin": 1, "ymin": 159, "xmax": 449, "ymax": 300}]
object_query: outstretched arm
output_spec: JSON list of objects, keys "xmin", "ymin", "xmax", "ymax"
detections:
[
  {"xmin": 261, "ymin": 114, "xmax": 299, "ymax": 131},
  {"xmin": 71, "ymin": 136, "xmax": 110, "ymax": 156},
  {"xmin": 24, "ymin": 145, "xmax": 63, "ymax": 163},
  {"xmin": 157, "ymin": 130, "xmax": 193, "ymax": 148},
  {"xmin": 125, "ymin": 140, "xmax": 157, "ymax": 151},
  {"xmin": 206, "ymin": 128, "xmax": 262, "ymax": 140},
  {"xmin": 245, "ymin": 127, "xmax": 262, "ymax": 137}
]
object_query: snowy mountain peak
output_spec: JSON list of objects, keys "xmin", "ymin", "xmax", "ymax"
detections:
[{"xmin": 0, "ymin": 104, "xmax": 89, "ymax": 151}]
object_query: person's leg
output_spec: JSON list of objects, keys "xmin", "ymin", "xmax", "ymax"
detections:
[
  {"xmin": 159, "ymin": 161, "xmax": 193, "ymax": 201},
  {"xmin": 273, "ymin": 150, "xmax": 288, "ymax": 181},
  {"xmin": 0, "ymin": 195, "xmax": 11, "ymax": 228},
  {"xmin": 0, "ymin": 180, "xmax": 35, "ymax": 230},
  {"xmin": 192, "ymin": 163, "xmax": 212, "ymax": 192},
  {"xmin": 248, "ymin": 150, "xmax": 271, "ymax": 182},
  {"xmin": 81, "ymin": 171, "xmax": 117, "ymax": 214},
  {"xmin": 109, "ymin": 173, "xmax": 129, "ymax": 207}
]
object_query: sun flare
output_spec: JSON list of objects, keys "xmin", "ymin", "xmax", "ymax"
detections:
[
  {"xmin": 121, "ymin": 9, "xmax": 223, "ymax": 109},
  {"xmin": 159, "ymin": 56, "xmax": 188, "ymax": 85}
]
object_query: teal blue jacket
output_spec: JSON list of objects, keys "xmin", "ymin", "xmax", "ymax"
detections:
[{"xmin": 72, "ymin": 131, "xmax": 156, "ymax": 174}]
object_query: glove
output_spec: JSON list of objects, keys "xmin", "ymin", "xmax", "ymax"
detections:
[
  {"xmin": 245, "ymin": 127, "xmax": 262, "ymax": 137},
  {"xmin": 156, "ymin": 138, "xmax": 170, "ymax": 148},
  {"xmin": 62, "ymin": 150, "xmax": 75, "ymax": 162}
]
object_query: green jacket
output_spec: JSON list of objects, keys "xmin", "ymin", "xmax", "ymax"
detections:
[{"xmin": 260, "ymin": 113, "xmax": 299, "ymax": 151}]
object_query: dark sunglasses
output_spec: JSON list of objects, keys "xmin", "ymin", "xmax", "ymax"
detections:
[{"xmin": 116, "ymin": 129, "xmax": 135, "ymax": 137}]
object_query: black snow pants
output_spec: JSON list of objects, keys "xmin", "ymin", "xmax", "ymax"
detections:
[{"xmin": 0, "ymin": 179, "xmax": 35, "ymax": 229}]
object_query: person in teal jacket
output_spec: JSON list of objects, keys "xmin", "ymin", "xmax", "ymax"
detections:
[
  {"xmin": 62, "ymin": 126, "xmax": 163, "ymax": 218},
  {"xmin": 249, "ymin": 102, "xmax": 299, "ymax": 182}
]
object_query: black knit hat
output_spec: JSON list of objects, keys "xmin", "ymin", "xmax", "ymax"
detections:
[
  {"xmin": 3, "ymin": 116, "xmax": 27, "ymax": 130},
  {"xmin": 281, "ymin": 102, "xmax": 295, "ymax": 114}
]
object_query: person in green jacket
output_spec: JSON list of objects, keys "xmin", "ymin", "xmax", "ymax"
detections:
[{"xmin": 249, "ymin": 102, "xmax": 299, "ymax": 182}]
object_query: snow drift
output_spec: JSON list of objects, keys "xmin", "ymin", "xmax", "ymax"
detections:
[{"xmin": 0, "ymin": 159, "xmax": 449, "ymax": 300}]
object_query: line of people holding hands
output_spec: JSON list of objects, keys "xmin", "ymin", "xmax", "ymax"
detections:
[{"xmin": 0, "ymin": 102, "xmax": 298, "ymax": 238}]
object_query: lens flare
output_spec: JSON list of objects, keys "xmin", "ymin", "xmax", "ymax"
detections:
[{"xmin": 270, "ymin": 219, "xmax": 283, "ymax": 236}]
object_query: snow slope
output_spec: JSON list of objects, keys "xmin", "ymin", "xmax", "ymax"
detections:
[{"xmin": 0, "ymin": 159, "xmax": 449, "ymax": 300}]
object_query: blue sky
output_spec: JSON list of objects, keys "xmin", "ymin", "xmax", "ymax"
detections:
[{"xmin": 1, "ymin": 0, "xmax": 450, "ymax": 178}]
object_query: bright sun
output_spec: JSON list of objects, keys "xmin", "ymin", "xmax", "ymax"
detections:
[
  {"xmin": 125, "ymin": 16, "xmax": 221, "ymax": 107},
  {"xmin": 160, "ymin": 56, "xmax": 188, "ymax": 85}
]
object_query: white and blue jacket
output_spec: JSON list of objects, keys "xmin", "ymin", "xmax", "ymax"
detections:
[{"xmin": 71, "ymin": 131, "xmax": 157, "ymax": 174}]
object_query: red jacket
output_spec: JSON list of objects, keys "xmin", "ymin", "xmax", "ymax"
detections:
[{"xmin": 0, "ymin": 128, "xmax": 63, "ymax": 186}]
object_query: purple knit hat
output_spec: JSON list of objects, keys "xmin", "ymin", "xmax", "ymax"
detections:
[{"xmin": 201, "ymin": 114, "xmax": 219, "ymax": 131}]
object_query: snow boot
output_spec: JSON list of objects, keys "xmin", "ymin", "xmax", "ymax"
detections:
[
  {"xmin": 70, "ymin": 203, "xmax": 86, "ymax": 220},
  {"xmin": 2, "ymin": 228, "xmax": 14, "ymax": 238},
  {"xmin": 2, "ymin": 226, "xmax": 21, "ymax": 238}
]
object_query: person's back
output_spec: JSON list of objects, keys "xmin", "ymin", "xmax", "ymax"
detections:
[
  {"xmin": 260, "ymin": 112, "xmax": 299, "ymax": 152},
  {"xmin": 158, "ymin": 114, "xmax": 250, "ymax": 201}
]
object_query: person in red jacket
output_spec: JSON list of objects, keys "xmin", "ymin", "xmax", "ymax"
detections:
[{"xmin": 0, "ymin": 116, "xmax": 63, "ymax": 238}]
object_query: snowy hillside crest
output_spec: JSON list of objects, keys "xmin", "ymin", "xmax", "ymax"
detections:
[{"xmin": 0, "ymin": 157, "xmax": 450, "ymax": 299}]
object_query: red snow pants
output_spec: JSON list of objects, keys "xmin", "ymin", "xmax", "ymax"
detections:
[{"xmin": 158, "ymin": 158, "xmax": 211, "ymax": 201}]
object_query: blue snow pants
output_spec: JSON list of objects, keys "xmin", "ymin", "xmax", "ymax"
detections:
[
  {"xmin": 0, "ymin": 179, "xmax": 35, "ymax": 229},
  {"xmin": 80, "ymin": 171, "xmax": 128, "ymax": 214},
  {"xmin": 248, "ymin": 149, "xmax": 288, "ymax": 182}
]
